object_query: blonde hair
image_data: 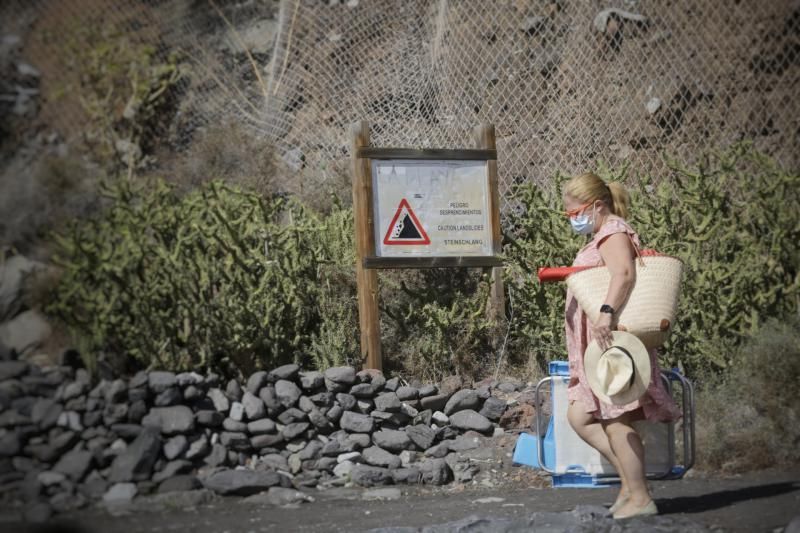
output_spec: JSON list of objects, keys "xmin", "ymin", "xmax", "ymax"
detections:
[{"xmin": 563, "ymin": 172, "xmax": 631, "ymax": 220}]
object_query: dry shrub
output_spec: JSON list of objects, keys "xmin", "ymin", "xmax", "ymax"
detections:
[
  {"xmin": 167, "ymin": 121, "xmax": 276, "ymax": 196},
  {"xmin": 695, "ymin": 316, "xmax": 800, "ymax": 473}
]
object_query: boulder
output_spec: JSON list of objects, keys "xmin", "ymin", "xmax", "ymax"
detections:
[
  {"xmin": 154, "ymin": 387, "xmax": 181, "ymax": 407},
  {"xmin": 374, "ymin": 392, "xmax": 401, "ymax": 413},
  {"xmin": 335, "ymin": 393, "xmax": 357, "ymax": 411},
  {"xmin": 396, "ymin": 386, "xmax": 419, "ymax": 401},
  {"xmin": 147, "ymin": 372, "xmax": 177, "ymax": 393},
  {"xmin": 443, "ymin": 389, "xmax": 480, "ymax": 415},
  {"xmin": 108, "ymin": 428, "xmax": 161, "ymax": 483},
  {"xmin": 259, "ymin": 453, "xmax": 289, "ymax": 471},
  {"xmin": 222, "ymin": 418, "xmax": 247, "ymax": 433},
  {"xmin": 207, "ymin": 388, "xmax": 229, "ymax": 412},
  {"xmin": 142, "ymin": 406, "xmax": 195, "ymax": 435},
  {"xmin": 372, "ymin": 429, "xmax": 412, "ymax": 453},
  {"xmin": 384, "ymin": 377, "xmax": 400, "ymax": 392},
  {"xmin": 245, "ymin": 371, "xmax": 268, "ymax": 394},
  {"xmin": 324, "ymin": 367, "xmax": 356, "ymax": 392},
  {"xmin": 298, "ymin": 395, "xmax": 315, "ymax": 413},
  {"xmin": 225, "ymin": 379, "xmax": 243, "ymax": 401},
  {"xmin": 52, "ymin": 450, "xmax": 93, "ymax": 482},
  {"xmin": 362, "ymin": 446, "xmax": 401, "ymax": 469},
  {"xmin": 277, "ymin": 407, "xmax": 307, "ymax": 424},
  {"xmin": 392, "ymin": 467, "xmax": 422, "ymax": 484},
  {"xmin": 448, "ymin": 410, "xmax": 492, "ymax": 434},
  {"xmin": 251, "ymin": 433, "xmax": 284, "ymax": 450},
  {"xmin": 103, "ymin": 482, "xmax": 137, "ymax": 504},
  {"xmin": 219, "ymin": 432, "xmax": 250, "ymax": 451},
  {"xmin": 406, "ymin": 425, "xmax": 436, "ymax": 450},
  {"xmin": 268, "ymin": 364, "xmax": 300, "ymax": 382},
  {"xmin": 229, "ymin": 401, "xmax": 245, "ymax": 421},
  {"xmin": 185, "ymin": 435, "xmax": 210, "ymax": 461},
  {"xmin": 479, "ymin": 397, "xmax": 507, "ymax": 421},
  {"xmin": 163, "ymin": 435, "xmax": 188, "ymax": 460},
  {"xmin": 259, "ymin": 386, "xmax": 281, "ymax": 415},
  {"xmin": 105, "ymin": 379, "xmax": 128, "ymax": 403},
  {"xmin": 420, "ymin": 394, "xmax": 449, "ymax": 412},
  {"xmin": 424, "ymin": 441, "xmax": 451, "ymax": 458},
  {"xmin": 340, "ymin": 411, "xmax": 374, "ymax": 433},
  {"xmin": 349, "ymin": 383, "xmax": 379, "ymax": 398},
  {"xmin": 195, "ymin": 410, "xmax": 223, "ymax": 427},
  {"xmin": 203, "ymin": 443, "xmax": 228, "ymax": 467},
  {"xmin": 420, "ymin": 458, "xmax": 452, "ymax": 485},
  {"xmin": 299, "ymin": 371, "xmax": 324, "ymax": 390},
  {"xmin": 247, "ymin": 418, "xmax": 277, "ymax": 435},
  {"xmin": 175, "ymin": 372, "xmax": 204, "ymax": 388},
  {"xmin": 242, "ymin": 391, "xmax": 266, "ymax": 420},
  {"xmin": 350, "ymin": 464, "xmax": 393, "ymax": 487},
  {"xmin": 275, "ymin": 380, "xmax": 302, "ymax": 408},
  {"xmin": 418, "ymin": 384, "xmax": 437, "ymax": 397},
  {"xmin": 31, "ymin": 398, "xmax": 61, "ymax": 429},
  {"xmin": 151, "ymin": 459, "xmax": 193, "ymax": 483}
]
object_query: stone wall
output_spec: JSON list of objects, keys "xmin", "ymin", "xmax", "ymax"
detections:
[{"xmin": 0, "ymin": 359, "xmax": 537, "ymax": 522}]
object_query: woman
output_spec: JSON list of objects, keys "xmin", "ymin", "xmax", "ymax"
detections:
[{"xmin": 562, "ymin": 172, "xmax": 681, "ymax": 519}]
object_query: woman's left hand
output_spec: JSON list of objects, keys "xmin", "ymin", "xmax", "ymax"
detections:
[{"xmin": 591, "ymin": 313, "xmax": 614, "ymax": 350}]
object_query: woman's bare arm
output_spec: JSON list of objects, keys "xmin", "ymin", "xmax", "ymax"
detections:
[{"xmin": 591, "ymin": 232, "xmax": 636, "ymax": 349}]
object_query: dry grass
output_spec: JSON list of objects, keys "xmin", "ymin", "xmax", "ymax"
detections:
[
  {"xmin": 694, "ymin": 316, "xmax": 800, "ymax": 473},
  {"xmin": 165, "ymin": 121, "xmax": 277, "ymax": 197}
]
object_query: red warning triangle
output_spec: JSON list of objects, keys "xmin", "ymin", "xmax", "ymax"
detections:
[{"xmin": 383, "ymin": 198, "xmax": 431, "ymax": 245}]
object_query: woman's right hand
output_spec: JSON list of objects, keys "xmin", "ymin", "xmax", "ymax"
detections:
[{"xmin": 591, "ymin": 312, "xmax": 614, "ymax": 350}]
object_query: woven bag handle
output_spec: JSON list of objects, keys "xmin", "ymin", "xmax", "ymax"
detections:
[
  {"xmin": 597, "ymin": 230, "xmax": 646, "ymax": 267},
  {"xmin": 626, "ymin": 232, "xmax": 645, "ymax": 267}
]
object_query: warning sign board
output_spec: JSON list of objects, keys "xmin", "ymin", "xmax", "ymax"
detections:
[
  {"xmin": 372, "ymin": 159, "xmax": 492, "ymax": 257},
  {"xmin": 383, "ymin": 198, "xmax": 431, "ymax": 245}
]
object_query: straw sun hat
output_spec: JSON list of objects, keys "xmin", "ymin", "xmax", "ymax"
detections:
[{"xmin": 584, "ymin": 331, "xmax": 651, "ymax": 405}]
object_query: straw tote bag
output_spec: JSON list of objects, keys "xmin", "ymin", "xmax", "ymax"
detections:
[{"xmin": 565, "ymin": 247, "xmax": 684, "ymax": 349}]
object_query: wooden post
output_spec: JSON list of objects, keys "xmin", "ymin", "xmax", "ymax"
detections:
[
  {"xmin": 350, "ymin": 121, "xmax": 383, "ymax": 370},
  {"xmin": 473, "ymin": 123, "xmax": 505, "ymax": 322}
]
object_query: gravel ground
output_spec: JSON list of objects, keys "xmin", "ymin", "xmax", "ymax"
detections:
[{"xmin": 2, "ymin": 466, "xmax": 798, "ymax": 533}]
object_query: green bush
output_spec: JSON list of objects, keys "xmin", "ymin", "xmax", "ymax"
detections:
[
  {"xmin": 46, "ymin": 143, "xmax": 798, "ymax": 383},
  {"xmin": 504, "ymin": 143, "xmax": 799, "ymax": 376},
  {"xmin": 630, "ymin": 143, "xmax": 799, "ymax": 372},
  {"xmin": 380, "ymin": 268, "xmax": 497, "ymax": 383},
  {"xmin": 307, "ymin": 202, "xmax": 361, "ymax": 370},
  {"xmin": 47, "ymin": 178, "xmax": 334, "ymax": 377},
  {"xmin": 502, "ymin": 173, "xmax": 580, "ymax": 374}
]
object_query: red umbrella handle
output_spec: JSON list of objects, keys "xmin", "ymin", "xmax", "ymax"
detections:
[{"xmin": 537, "ymin": 266, "xmax": 591, "ymax": 283}]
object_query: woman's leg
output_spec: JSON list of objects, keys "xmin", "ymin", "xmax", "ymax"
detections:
[
  {"xmin": 567, "ymin": 401, "xmax": 629, "ymax": 507},
  {"xmin": 602, "ymin": 411, "xmax": 652, "ymax": 515}
]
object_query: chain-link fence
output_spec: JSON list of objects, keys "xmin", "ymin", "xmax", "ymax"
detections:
[{"xmin": 3, "ymin": 0, "xmax": 799, "ymax": 212}]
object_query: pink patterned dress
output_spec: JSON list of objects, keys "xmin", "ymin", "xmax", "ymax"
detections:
[{"xmin": 565, "ymin": 216, "xmax": 681, "ymax": 422}]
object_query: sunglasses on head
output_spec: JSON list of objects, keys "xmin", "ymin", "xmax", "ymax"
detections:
[{"xmin": 563, "ymin": 201, "xmax": 592, "ymax": 218}]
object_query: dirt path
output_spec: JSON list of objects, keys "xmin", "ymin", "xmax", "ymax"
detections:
[{"xmin": 5, "ymin": 466, "xmax": 799, "ymax": 533}]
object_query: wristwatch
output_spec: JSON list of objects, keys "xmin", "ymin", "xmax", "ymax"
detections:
[{"xmin": 599, "ymin": 304, "xmax": 615, "ymax": 315}]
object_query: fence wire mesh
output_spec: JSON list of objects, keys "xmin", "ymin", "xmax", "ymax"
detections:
[{"xmin": 3, "ymin": 0, "xmax": 799, "ymax": 213}]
